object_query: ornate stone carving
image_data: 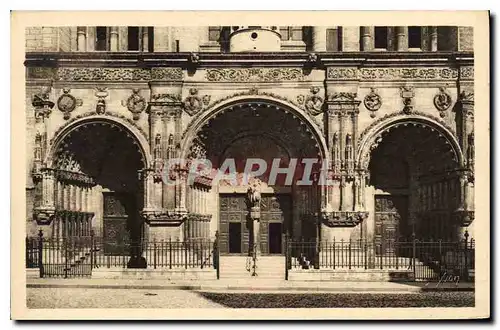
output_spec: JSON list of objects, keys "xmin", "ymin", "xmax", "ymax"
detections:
[
  {"xmin": 189, "ymin": 53, "xmax": 200, "ymax": 65},
  {"xmin": 363, "ymin": 88, "xmax": 382, "ymax": 118},
  {"xmin": 433, "ymin": 87, "xmax": 453, "ymax": 117},
  {"xmin": 459, "ymin": 66, "xmax": 474, "ymax": 80},
  {"xmin": 56, "ymin": 67, "xmax": 151, "ymax": 81},
  {"xmin": 303, "ymin": 87, "xmax": 324, "ymax": 116},
  {"xmin": 205, "ymin": 68, "xmax": 304, "ymax": 82},
  {"xmin": 360, "ymin": 67, "xmax": 459, "ymax": 80},
  {"xmin": 150, "ymin": 93, "xmax": 182, "ymax": 103},
  {"xmin": 27, "ymin": 67, "xmax": 57, "ymax": 79},
  {"xmin": 150, "ymin": 68, "xmax": 184, "ymax": 81},
  {"xmin": 57, "ymin": 88, "xmax": 83, "ymax": 120},
  {"xmin": 246, "ymin": 179, "xmax": 262, "ymax": 221},
  {"xmin": 94, "ymin": 87, "xmax": 109, "ymax": 114},
  {"xmin": 32, "ymin": 86, "xmax": 54, "ymax": 119},
  {"xmin": 327, "ymin": 67, "xmax": 358, "ymax": 80},
  {"xmin": 141, "ymin": 209, "xmax": 188, "ymax": 226},
  {"xmin": 460, "ymin": 90, "xmax": 474, "ymax": 102},
  {"xmin": 400, "ymin": 86, "xmax": 415, "ymax": 114},
  {"xmin": 183, "ymin": 88, "xmax": 208, "ymax": 116},
  {"xmin": 321, "ymin": 211, "xmax": 368, "ymax": 227},
  {"xmin": 328, "ymin": 92, "xmax": 357, "ymax": 102},
  {"xmin": 328, "ymin": 67, "xmax": 462, "ymax": 81},
  {"xmin": 53, "ymin": 67, "xmax": 184, "ymax": 81},
  {"xmin": 122, "ymin": 89, "xmax": 146, "ymax": 120}
]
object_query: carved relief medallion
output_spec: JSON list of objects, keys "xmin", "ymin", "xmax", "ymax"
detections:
[
  {"xmin": 122, "ymin": 89, "xmax": 146, "ymax": 120},
  {"xmin": 433, "ymin": 87, "xmax": 453, "ymax": 117},
  {"xmin": 184, "ymin": 88, "xmax": 204, "ymax": 116},
  {"xmin": 363, "ymin": 88, "xmax": 382, "ymax": 118},
  {"xmin": 57, "ymin": 89, "xmax": 82, "ymax": 120},
  {"xmin": 304, "ymin": 87, "xmax": 324, "ymax": 116}
]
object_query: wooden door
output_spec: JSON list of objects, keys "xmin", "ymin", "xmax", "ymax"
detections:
[
  {"xmin": 103, "ymin": 192, "xmax": 135, "ymax": 255},
  {"xmin": 260, "ymin": 194, "xmax": 292, "ymax": 255},
  {"xmin": 374, "ymin": 195, "xmax": 408, "ymax": 255},
  {"xmin": 219, "ymin": 194, "xmax": 249, "ymax": 255}
]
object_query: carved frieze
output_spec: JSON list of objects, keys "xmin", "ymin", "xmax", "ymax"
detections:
[
  {"xmin": 122, "ymin": 89, "xmax": 146, "ymax": 120},
  {"xmin": 150, "ymin": 68, "xmax": 184, "ymax": 81},
  {"xmin": 41, "ymin": 67, "xmax": 184, "ymax": 82},
  {"xmin": 327, "ymin": 67, "xmax": 465, "ymax": 81},
  {"xmin": 205, "ymin": 68, "xmax": 304, "ymax": 82},
  {"xmin": 433, "ymin": 87, "xmax": 453, "ymax": 117},
  {"xmin": 363, "ymin": 88, "xmax": 382, "ymax": 118}
]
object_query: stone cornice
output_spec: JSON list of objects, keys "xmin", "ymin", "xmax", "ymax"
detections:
[{"xmin": 25, "ymin": 51, "xmax": 474, "ymax": 69}]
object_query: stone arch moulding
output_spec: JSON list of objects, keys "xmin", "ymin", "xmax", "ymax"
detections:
[
  {"xmin": 180, "ymin": 94, "xmax": 329, "ymax": 162},
  {"xmin": 356, "ymin": 112, "xmax": 465, "ymax": 170},
  {"xmin": 46, "ymin": 114, "xmax": 153, "ymax": 168}
]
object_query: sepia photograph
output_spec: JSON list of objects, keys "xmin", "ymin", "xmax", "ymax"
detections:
[{"xmin": 10, "ymin": 10, "xmax": 490, "ymax": 320}]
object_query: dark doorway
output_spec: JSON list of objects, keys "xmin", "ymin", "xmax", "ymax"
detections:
[
  {"xmin": 229, "ymin": 222, "xmax": 242, "ymax": 254},
  {"xmin": 268, "ymin": 222, "xmax": 283, "ymax": 254}
]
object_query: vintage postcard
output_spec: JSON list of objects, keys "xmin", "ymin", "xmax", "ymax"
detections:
[{"xmin": 11, "ymin": 11, "xmax": 490, "ymax": 320}]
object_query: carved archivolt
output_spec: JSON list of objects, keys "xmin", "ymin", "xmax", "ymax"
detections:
[
  {"xmin": 356, "ymin": 112, "xmax": 463, "ymax": 170},
  {"xmin": 182, "ymin": 89, "xmax": 325, "ymax": 142},
  {"xmin": 49, "ymin": 111, "xmax": 149, "ymax": 146}
]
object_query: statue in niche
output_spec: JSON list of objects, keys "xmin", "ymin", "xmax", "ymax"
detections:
[
  {"xmin": 153, "ymin": 134, "xmax": 161, "ymax": 160},
  {"xmin": 34, "ymin": 132, "xmax": 42, "ymax": 161}
]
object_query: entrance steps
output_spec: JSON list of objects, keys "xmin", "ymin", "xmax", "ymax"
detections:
[{"xmin": 219, "ymin": 256, "xmax": 286, "ymax": 280}]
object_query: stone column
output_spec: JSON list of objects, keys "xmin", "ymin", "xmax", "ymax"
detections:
[
  {"xmin": 141, "ymin": 27, "xmax": 149, "ymax": 52},
  {"xmin": 395, "ymin": 26, "xmax": 408, "ymax": 51},
  {"xmin": 109, "ymin": 27, "xmax": 119, "ymax": 51},
  {"xmin": 360, "ymin": 26, "xmax": 374, "ymax": 51},
  {"xmin": 312, "ymin": 27, "xmax": 327, "ymax": 51},
  {"xmin": 154, "ymin": 27, "xmax": 171, "ymax": 52},
  {"xmin": 429, "ymin": 27, "xmax": 438, "ymax": 51},
  {"xmin": 77, "ymin": 26, "xmax": 87, "ymax": 51}
]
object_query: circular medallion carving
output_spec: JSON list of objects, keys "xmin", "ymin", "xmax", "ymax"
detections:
[{"xmin": 57, "ymin": 89, "xmax": 77, "ymax": 120}]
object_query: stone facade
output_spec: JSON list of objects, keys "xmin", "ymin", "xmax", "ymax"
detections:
[{"xmin": 25, "ymin": 26, "xmax": 475, "ymax": 255}]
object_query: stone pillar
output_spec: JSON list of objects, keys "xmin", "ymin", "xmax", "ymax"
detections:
[
  {"xmin": 342, "ymin": 26, "xmax": 360, "ymax": 51},
  {"xmin": 77, "ymin": 26, "xmax": 87, "ymax": 51},
  {"xmin": 118, "ymin": 27, "xmax": 128, "ymax": 51},
  {"xmin": 312, "ymin": 27, "xmax": 327, "ymax": 51},
  {"xmin": 109, "ymin": 27, "xmax": 119, "ymax": 51},
  {"xmin": 360, "ymin": 26, "xmax": 374, "ymax": 51},
  {"xmin": 395, "ymin": 26, "xmax": 408, "ymax": 51},
  {"xmin": 141, "ymin": 27, "xmax": 149, "ymax": 52},
  {"xmin": 154, "ymin": 27, "xmax": 171, "ymax": 52},
  {"xmin": 430, "ymin": 27, "xmax": 438, "ymax": 51}
]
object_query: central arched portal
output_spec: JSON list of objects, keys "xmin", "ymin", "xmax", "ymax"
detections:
[{"xmin": 185, "ymin": 100, "xmax": 325, "ymax": 256}]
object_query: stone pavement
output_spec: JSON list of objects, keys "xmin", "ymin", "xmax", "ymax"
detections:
[{"xmin": 27, "ymin": 278, "xmax": 474, "ymax": 293}]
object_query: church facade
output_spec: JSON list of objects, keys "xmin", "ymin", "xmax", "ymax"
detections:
[{"xmin": 25, "ymin": 26, "xmax": 475, "ymax": 258}]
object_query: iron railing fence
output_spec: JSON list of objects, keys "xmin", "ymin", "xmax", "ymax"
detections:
[
  {"xmin": 27, "ymin": 230, "xmax": 220, "ymax": 278},
  {"xmin": 286, "ymin": 237, "xmax": 475, "ymax": 282}
]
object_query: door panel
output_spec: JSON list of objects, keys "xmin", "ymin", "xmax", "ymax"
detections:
[
  {"xmin": 374, "ymin": 195, "xmax": 408, "ymax": 255},
  {"xmin": 103, "ymin": 192, "xmax": 133, "ymax": 255},
  {"xmin": 219, "ymin": 194, "xmax": 248, "ymax": 255},
  {"xmin": 260, "ymin": 194, "xmax": 291, "ymax": 255}
]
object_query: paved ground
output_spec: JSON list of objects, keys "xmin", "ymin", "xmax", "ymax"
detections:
[
  {"xmin": 27, "ymin": 288, "xmax": 225, "ymax": 309},
  {"xmin": 27, "ymin": 287, "xmax": 474, "ymax": 309},
  {"xmin": 26, "ymin": 278, "xmax": 474, "ymax": 293}
]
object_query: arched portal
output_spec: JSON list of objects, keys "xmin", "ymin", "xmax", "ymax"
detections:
[
  {"xmin": 48, "ymin": 118, "xmax": 149, "ymax": 259},
  {"xmin": 183, "ymin": 99, "xmax": 325, "ymax": 256},
  {"xmin": 359, "ymin": 117, "xmax": 466, "ymax": 247}
]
